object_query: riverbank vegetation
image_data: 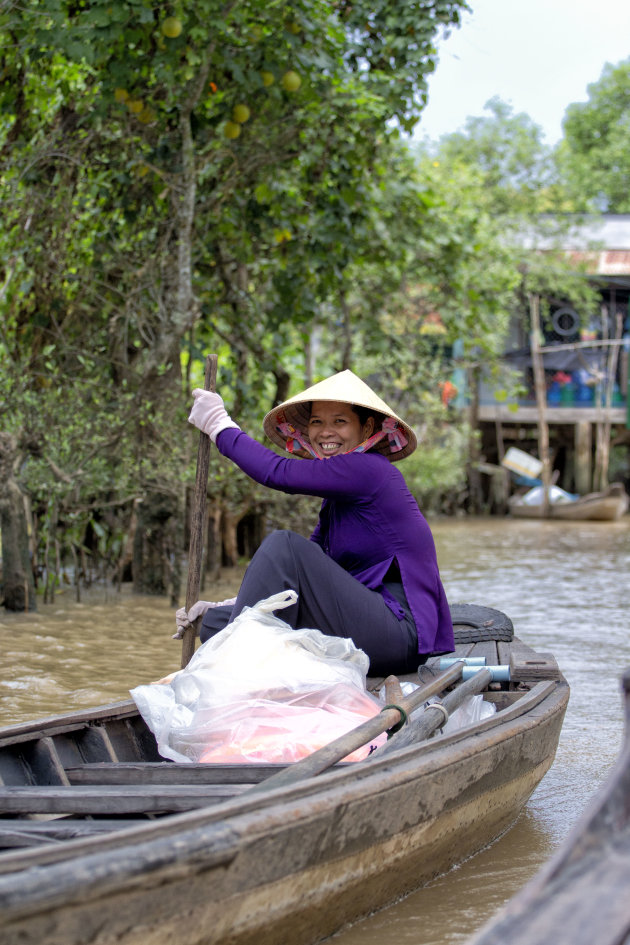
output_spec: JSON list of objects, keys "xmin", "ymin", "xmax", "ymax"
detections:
[{"xmin": 0, "ymin": 1, "xmax": 624, "ymax": 609}]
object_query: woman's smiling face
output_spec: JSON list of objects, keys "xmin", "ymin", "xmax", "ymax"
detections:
[{"xmin": 307, "ymin": 401, "xmax": 374, "ymax": 458}]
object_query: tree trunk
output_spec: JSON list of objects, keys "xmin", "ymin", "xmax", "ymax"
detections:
[
  {"xmin": 304, "ymin": 324, "xmax": 323, "ymax": 389},
  {"xmin": 132, "ymin": 489, "xmax": 179, "ymax": 596},
  {"xmin": 42, "ymin": 503, "xmax": 59, "ymax": 605},
  {"xmin": 221, "ymin": 509, "xmax": 239, "ymax": 567},
  {"xmin": 204, "ymin": 502, "xmax": 222, "ymax": 587},
  {"xmin": 0, "ymin": 433, "xmax": 36, "ymax": 611},
  {"xmin": 238, "ymin": 509, "xmax": 265, "ymax": 559},
  {"xmin": 340, "ymin": 293, "xmax": 353, "ymax": 371},
  {"xmin": 272, "ymin": 365, "xmax": 290, "ymax": 408},
  {"xmin": 465, "ymin": 365, "xmax": 484, "ymax": 514}
]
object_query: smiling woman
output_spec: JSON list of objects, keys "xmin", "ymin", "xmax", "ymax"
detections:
[
  {"xmin": 180, "ymin": 369, "xmax": 453, "ymax": 676},
  {"xmin": 307, "ymin": 402, "xmax": 375, "ymax": 457}
]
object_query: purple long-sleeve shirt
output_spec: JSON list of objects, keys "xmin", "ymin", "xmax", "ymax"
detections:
[{"xmin": 216, "ymin": 428, "xmax": 454, "ymax": 655}]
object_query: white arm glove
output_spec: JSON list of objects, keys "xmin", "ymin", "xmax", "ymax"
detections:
[
  {"xmin": 188, "ymin": 389, "xmax": 240, "ymax": 443},
  {"xmin": 173, "ymin": 598, "xmax": 237, "ymax": 639}
]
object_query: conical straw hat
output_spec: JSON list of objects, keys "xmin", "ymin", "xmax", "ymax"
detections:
[{"xmin": 263, "ymin": 370, "xmax": 417, "ymax": 461}]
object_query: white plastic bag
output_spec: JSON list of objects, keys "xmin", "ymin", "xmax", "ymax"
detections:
[
  {"xmin": 131, "ymin": 590, "xmax": 386, "ymax": 764},
  {"xmin": 442, "ymin": 694, "xmax": 495, "ymax": 733},
  {"xmin": 521, "ymin": 484, "xmax": 575, "ymax": 506}
]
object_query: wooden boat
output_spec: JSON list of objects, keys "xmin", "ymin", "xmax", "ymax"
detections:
[
  {"xmin": 508, "ymin": 482, "xmax": 629, "ymax": 521},
  {"xmin": 467, "ymin": 666, "xmax": 630, "ymax": 945},
  {"xmin": 0, "ymin": 605, "xmax": 569, "ymax": 945}
]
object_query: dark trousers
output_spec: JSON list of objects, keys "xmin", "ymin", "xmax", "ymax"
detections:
[{"xmin": 200, "ymin": 530, "xmax": 422, "ymax": 676}]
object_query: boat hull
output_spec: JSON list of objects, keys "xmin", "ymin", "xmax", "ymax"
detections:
[
  {"xmin": 0, "ymin": 681, "xmax": 568, "ymax": 945},
  {"xmin": 509, "ymin": 489, "xmax": 628, "ymax": 521},
  {"xmin": 467, "ymin": 668, "xmax": 630, "ymax": 945}
]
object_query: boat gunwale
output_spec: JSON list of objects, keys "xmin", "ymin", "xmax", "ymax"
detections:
[{"xmin": 0, "ymin": 700, "xmax": 141, "ymax": 748}]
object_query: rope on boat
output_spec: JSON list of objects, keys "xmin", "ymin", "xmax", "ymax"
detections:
[
  {"xmin": 424, "ymin": 700, "xmax": 449, "ymax": 727},
  {"xmin": 381, "ymin": 704, "xmax": 409, "ymax": 737}
]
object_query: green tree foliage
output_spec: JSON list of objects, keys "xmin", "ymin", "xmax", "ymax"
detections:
[
  {"xmin": 2, "ymin": 0, "xmax": 478, "ymax": 605},
  {"xmin": 558, "ymin": 58, "xmax": 630, "ymax": 212},
  {"xmin": 1, "ymin": 0, "xmax": 467, "ymax": 396},
  {"xmin": 423, "ymin": 97, "xmax": 568, "ymax": 215},
  {"xmin": 423, "ymin": 99, "xmax": 600, "ymax": 331}
]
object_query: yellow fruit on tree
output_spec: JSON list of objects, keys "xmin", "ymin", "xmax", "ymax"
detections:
[
  {"xmin": 232, "ymin": 104, "xmax": 251, "ymax": 124},
  {"xmin": 260, "ymin": 71, "xmax": 275, "ymax": 87},
  {"xmin": 114, "ymin": 87, "xmax": 129, "ymax": 103},
  {"xmin": 161, "ymin": 16, "xmax": 183, "ymax": 38},
  {"xmin": 224, "ymin": 121, "xmax": 242, "ymax": 139},
  {"xmin": 138, "ymin": 106, "xmax": 156, "ymax": 124},
  {"xmin": 126, "ymin": 99, "xmax": 144, "ymax": 114},
  {"xmin": 281, "ymin": 70, "xmax": 301, "ymax": 92}
]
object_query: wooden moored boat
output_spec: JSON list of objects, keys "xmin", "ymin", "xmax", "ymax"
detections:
[
  {"xmin": 467, "ymin": 666, "xmax": 630, "ymax": 945},
  {"xmin": 508, "ymin": 482, "xmax": 629, "ymax": 521},
  {"xmin": 0, "ymin": 606, "xmax": 569, "ymax": 945}
]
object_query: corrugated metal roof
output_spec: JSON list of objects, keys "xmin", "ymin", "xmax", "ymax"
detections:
[
  {"xmin": 596, "ymin": 250, "xmax": 630, "ymax": 274},
  {"xmin": 565, "ymin": 249, "xmax": 630, "ymax": 274},
  {"xmin": 521, "ymin": 216, "xmax": 630, "ymax": 274}
]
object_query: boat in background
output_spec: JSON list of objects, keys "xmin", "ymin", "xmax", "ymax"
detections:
[
  {"xmin": 0, "ymin": 607, "xmax": 569, "ymax": 945},
  {"xmin": 501, "ymin": 446, "xmax": 629, "ymax": 521},
  {"xmin": 508, "ymin": 482, "xmax": 629, "ymax": 521},
  {"xmin": 467, "ymin": 667, "xmax": 630, "ymax": 945}
]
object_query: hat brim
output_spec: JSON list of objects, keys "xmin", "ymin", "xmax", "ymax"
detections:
[{"xmin": 263, "ymin": 370, "xmax": 417, "ymax": 462}]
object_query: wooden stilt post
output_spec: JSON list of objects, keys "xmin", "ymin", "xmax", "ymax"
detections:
[
  {"xmin": 594, "ymin": 312, "xmax": 622, "ymax": 491},
  {"xmin": 529, "ymin": 295, "xmax": 552, "ymax": 517},
  {"xmin": 575, "ymin": 422, "xmax": 592, "ymax": 495}
]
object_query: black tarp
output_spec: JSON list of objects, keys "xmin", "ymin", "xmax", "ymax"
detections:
[{"xmin": 503, "ymin": 346, "xmax": 606, "ymax": 373}]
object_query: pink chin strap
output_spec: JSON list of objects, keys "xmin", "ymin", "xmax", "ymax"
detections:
[
  {"xmin": 276, "ymin": 413, "xmax": 408, "ymax": 459},
  {"xmin": 276, "ymin": 418, "xmax": 320, "ymax": 459},
  {"xmin": 351, "ymin": 416, "xmax": 408, "ymax": 454}
]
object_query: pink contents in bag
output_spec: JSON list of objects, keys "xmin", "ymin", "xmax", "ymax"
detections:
[{"xmin": 198, "ymin": 684, "xmax": 386, "ymax": 764}]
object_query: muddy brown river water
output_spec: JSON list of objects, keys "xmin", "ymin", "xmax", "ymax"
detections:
[{"xmin": 1, "ymin": 516, "xmax": 629, "ymax": 944}]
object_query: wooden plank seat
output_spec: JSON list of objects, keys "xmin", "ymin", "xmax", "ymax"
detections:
[
  {"xmin": 0, "ymin": 818, "xmax": 150, "ymax": 849},
  {"xmin": 64, "ymin": 763, "xmax": 286, "ymax": 785},
  {"xmin": 0, "ymin": 783, "xmax": 250, "ymax": 816}
]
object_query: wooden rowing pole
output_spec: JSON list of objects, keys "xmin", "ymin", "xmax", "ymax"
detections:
[{"xmin": 181, "ymin": 353, "xmax": 218, "ymax": 669}]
